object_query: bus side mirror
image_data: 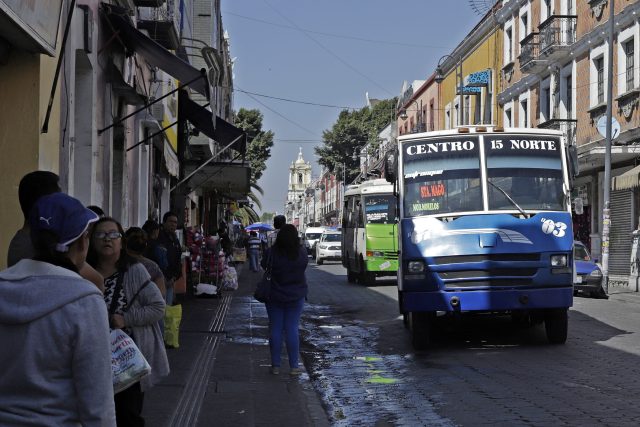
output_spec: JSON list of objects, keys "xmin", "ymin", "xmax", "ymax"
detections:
[{"xmin": 384, "ymin": 151, "xmax": 397, "ymax": 183}]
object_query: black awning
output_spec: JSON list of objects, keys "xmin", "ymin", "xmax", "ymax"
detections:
[
  {"xmin": 179, "ymin": 94, "xmax": 247, "ymax": 155},
  {"xmin": 102, "ymin": 5, "xmax": 209, "ymax": 98}
]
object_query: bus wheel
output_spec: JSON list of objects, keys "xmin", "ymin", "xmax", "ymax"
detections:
[
  {"xmin": 544, "ymin": 308, "xmax": 568, "ymax": 344},
  {"xmin": 409, "ymin": 312, "xmax": 432, "ymax": 350},
  {"xmin": 359, "ymin": 258, "xmax": 375, "ymax": 286},
  {"xmin": 346, "ymin": 257, "xmax": 357, "ymax": 282}
]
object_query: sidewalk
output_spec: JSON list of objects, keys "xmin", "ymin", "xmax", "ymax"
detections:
[{"xmin": 142, "ymin": 262, "xmax": 330, "ymax": 427}]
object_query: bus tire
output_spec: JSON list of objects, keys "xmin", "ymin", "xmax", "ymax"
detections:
[
  {"xmin": 346, "ymin": 257, "xmax": 357, "ymax": 283},
  {"xmin": 544, "ymin": 308, "xmax": 568, "ymax": 344},
  {"xmin": 359, "ymin": 258, "xmax": 375, "ymax": 286},
  {"xmin": 409, "ymin": 312, "xmax": 432, "ymax": 350}
]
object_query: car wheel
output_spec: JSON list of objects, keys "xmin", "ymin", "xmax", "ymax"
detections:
[
  {"xmin": 317, "ymin": 257, "xmax": 324, "ymax": 265},
  {"xmin": 544, "ymin": 308, "xmax": 568, "ymax": 344}
]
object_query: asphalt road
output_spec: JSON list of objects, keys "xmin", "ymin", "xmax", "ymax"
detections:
[{"xmin": 301, "ymin": 260, "xmax": 640, "ymax": 426}]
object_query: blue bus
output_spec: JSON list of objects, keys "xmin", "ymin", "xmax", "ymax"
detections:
[{"xmin": 386, "ymin": 126, "xmax": 575, "ymax": 349}]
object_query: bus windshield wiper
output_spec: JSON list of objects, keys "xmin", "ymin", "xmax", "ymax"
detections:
[{"xmin": 487, "ymin": 180, "xmax": 527, "ymax": 216}]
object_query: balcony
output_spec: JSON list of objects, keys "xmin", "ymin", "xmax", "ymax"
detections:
[
  {"xmin": 538, "ymin": 15, "xmax": 577, "ymax": 60},
  {"xmin": 519, "ymin": 33, "xmax": 547, "ymax": 74},
  {"xmin": 136, "ymin": 0, "xmax": 180, "ymax": 50},
  {"xmin": 537, "ymin": 118, "xmax": 577, "ymax": 146},
  {"xmin": 133, "ymin": 0, "xmax": 165, "ymax": 6}
]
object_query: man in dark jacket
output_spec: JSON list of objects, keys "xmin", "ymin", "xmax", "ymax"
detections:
[{"xmin": 158, "ymin": 211, "xmax": 182, "ymax": 305}]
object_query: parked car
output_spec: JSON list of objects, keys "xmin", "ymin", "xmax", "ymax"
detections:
[
  {"xmin": 315, "ymin": 231, "xmax": 342, "ymax": 265},
  {"xmin": 574, "ymin": 241, "xmax": 608, "ymax": 299}
]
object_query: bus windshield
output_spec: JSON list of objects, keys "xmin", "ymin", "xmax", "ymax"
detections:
[
  {"xmin": 364, "ymin": 194, "xmax": 397, "ymax": 224},
  {"xmin": 485, "ymin": 135, "xmax": 564, "ymax": 211},
  {"xmin": 402, "ymin": 136, "xmax": 482, "ymax": 217}
]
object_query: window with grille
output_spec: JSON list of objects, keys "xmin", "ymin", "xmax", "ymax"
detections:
[
  {"xmin": 625, "ymin": 39, "xmax": 635, "ymax": 92},
  {"xmin": 595, "ymin": 57, "xmax": 604, "ymax": 104}
]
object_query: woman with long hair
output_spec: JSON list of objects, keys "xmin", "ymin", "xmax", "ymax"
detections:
[
  {"xmin": 0, "ymin": 193, "xmax": 115, "ymax": 425},
  {"xmin": 260, "ymin": 224, "xmax": 308, "ymax": 375},
  {"xmin": 88, "ymin": 217, "xmax": 169, "ymax": 426}
]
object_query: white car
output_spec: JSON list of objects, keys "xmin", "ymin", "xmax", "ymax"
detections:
[{"xmin": 315, "ymin": 231, "xmax": 342, "ymax": 265}]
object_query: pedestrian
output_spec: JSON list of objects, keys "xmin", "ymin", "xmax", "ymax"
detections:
[
  {"xmin": 6, "ymin": 170, "xmax": 105, "ymax": 292},
  {"xmin": 125, "ymin": 227, "xmax": 166, "ymax": 299},
  {"xmin": 247, "ymin": 231, "xmax": 262, "ymax": 272},
  {"xmin": 260, "ymin": 224, "xmax": 308, "ymax": 375},
  {"xmin": 0, "ymin": 192, "xmax": 116, "ymax": 426},
  {"xmin": 217, "ymin": 220, "xmax": 232, "ymax": 257},
  {"xmin": 266, "ymin": 214, "xmax": 286, "ymax": 248},
  {"xmin": 142, "ymin": 219, "xmax": 169, "ymax": 276},
  {"xmin": 87, "ymin": 205, "xmax": 106, "ymax": 218},
  {"xmin": 157, "ymin": 212, "xmax": 182, "ymax": 306},
  {"xmin": 88, "ymin": 217, "xmax": 169, "ymax": 426}
]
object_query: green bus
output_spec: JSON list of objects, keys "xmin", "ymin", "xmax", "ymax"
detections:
[{"xmin": 341, "ymin": 179, "xmax": 398, "ymax": 285}]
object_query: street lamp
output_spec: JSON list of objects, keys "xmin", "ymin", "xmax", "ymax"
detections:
[
  {"xmin": 435, "ymin": 54, "xmax": 464, "ymax": 126},
  {"xmin": 399, "ymin": 99, "xmax": 423, "ymax": 133}
]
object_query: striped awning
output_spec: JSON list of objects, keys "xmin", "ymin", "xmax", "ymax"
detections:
[{"xmin": 612, "ymin": 165, "xmax": 640, "ymax": 191}]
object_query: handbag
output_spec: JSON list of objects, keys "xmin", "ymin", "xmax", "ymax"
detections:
[
  {"xmin": 254, "ymin": 252, "xmax": 273, "ymax": 303},
  {"xmin": 111, "ymin": 328, "xmax": 151, "ymax": 393}
]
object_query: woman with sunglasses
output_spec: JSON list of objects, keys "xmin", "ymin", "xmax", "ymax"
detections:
[{"xmin": 88, "ymin": 217, "xmax": 169, "ymax": 426}]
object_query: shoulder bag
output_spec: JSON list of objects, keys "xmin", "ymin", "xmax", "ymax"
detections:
[{"xmin": 254, "ymin": 252, "xmax": 274, "ymax": 303}]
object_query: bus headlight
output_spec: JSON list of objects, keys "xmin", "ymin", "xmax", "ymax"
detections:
[
  {"xmin": 408, "ymin": 261, "xmax": 425, "ymax": 273},
  {"xmin": 367, "ymin": 251, "xmax": 384, "ymax": 257},
  {"xmin": 550, "ymin": 254, "xmax": 568, "ymax": 267},
  {"xmin": 590, "ymin": 268, "xmax": 602, "ymax": 278}
]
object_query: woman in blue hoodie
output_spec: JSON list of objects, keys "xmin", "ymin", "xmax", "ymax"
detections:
[
  {"xmin": 0, "ymin": 193, "xmax": 115, "ymax": 426},
  {"xmin": 260, "ymin": 224, "xmax": 309, "ymax": 375}
]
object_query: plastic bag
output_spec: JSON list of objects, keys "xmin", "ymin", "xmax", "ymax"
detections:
[
  {"xmin": 222, "ymin": 266, "xmax": 238, "ymax": 290},
  {"xmin": 111, "ymin": 329, "xmax": 151, "ymax": 394},
  {"xmin": 164, "ymin": 304, "xmax": 182, "ymax": 348}
]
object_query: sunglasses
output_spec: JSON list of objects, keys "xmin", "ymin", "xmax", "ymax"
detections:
[{"xmin": 94, "ymin": 231, "xmax": 122, "ymax": 240}]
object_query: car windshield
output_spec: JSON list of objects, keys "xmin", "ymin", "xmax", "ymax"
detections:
[
  {"xmin": 574, "ymin": 244, "xmax": 591, "ymax": 261},
  {"xmin": 306, "ymin": 233, "xmax": 322, "ymax": 240},
  {"xmin": 323, "ymin": 234, "xmax": 341, "ymax": 242}
]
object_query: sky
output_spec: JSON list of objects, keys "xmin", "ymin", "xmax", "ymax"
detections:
[{"xmin": 222, "ymin": 0, "xmax": 487, "ymax": 215}]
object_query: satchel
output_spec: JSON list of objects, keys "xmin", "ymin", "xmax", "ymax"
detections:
[
  {"xmin": 254, "ymin": 252, "xmax": 273, "ymax": 303},
  {"xmin": 111, "ymin": 328, "xmax": 151, "ymax": 394}
]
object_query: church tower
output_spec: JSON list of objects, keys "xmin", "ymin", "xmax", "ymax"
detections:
[{"xmin": 288, "ymin": 148, "xmax": 312, "ymax": 203}]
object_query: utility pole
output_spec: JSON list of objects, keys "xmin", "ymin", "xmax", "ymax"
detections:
[{"xmin": 601, "ymin": 0, "xmax": 615, "ymax": 294}]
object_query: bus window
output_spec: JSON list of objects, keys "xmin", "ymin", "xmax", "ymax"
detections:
[{"xmin": 364, "ymin": 194, "xmax": 397, "ymax": 224}]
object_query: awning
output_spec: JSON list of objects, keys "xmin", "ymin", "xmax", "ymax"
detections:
[
  {"xmin": 184, "ymin": 161, "xmax": 251, "ymax": 198},
  {"xmin": 612, "ymin": 165, "xmax": 640, "ymax": 191},
  {"xmin": 179, "ymin": 94, "xmax": 247, "ymax": 155},
  {"xmin": 106, "ymin": 60, "xmax": 146, "ymax": 106},
  {"xmin": 102, "ymin": 4, "xmax": 209, "ymax": 98}
]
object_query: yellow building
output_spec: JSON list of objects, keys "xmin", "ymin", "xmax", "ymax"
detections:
[
  {"xmin": 437, "ymin": 7, "xmax": 503, "ymax": 130},
  {"xmin": 0, "ymin": 2, "xmax": 63, "ymax": 269}
]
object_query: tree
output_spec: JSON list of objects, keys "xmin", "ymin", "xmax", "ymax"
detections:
[
  {"xmin": 234, "ymin": 108, "xmax": 275, "ymax": 186},
  {"xmin": 260, "ymin": 212, "xmax": 275, "ymax": 223},
  {"xmin": 314, "ymin": 98, "xmax": 397, "ymax": 183}
]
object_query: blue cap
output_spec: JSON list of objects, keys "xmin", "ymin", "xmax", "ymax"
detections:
[{"xmin": 29, "ymin": 193, "xmax": 99, "ymax": 253}]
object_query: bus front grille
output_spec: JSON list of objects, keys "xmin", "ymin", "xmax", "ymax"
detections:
[
  {"xmin": 433, "ymin": 253, "xmax": 540, "ymax": 265},
  {"xmin": 444, "ymin": 279, "xmax": 534, "ymax": 288},
  {"xmin": 439, "ymin": 269, "xmax": 537, "ymax": 279}
]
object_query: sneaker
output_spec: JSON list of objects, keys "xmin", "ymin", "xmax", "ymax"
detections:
[
  {"xmin": 270, "ymin": 366, "xmax": 280, "ymax": 375},
  {"xmin": 289, "ymin": 367, "xmax": 303, "ymax": 376}
]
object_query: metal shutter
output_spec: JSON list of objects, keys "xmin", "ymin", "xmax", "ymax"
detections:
[{"xmin": 609, "ymin": 190, "xmax": 633, "ymax": 275}]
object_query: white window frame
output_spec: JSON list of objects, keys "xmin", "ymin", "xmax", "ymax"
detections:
[
  {"xmin": 617, "ymin": 23, "xmax": 639, "ymax": 95},
  {"xmin": 540, "ymin": 0, "xmax": 553, "ymax": 24},
  {"xmin": 589, "ymin": 43, "xmax": 609, "ymax": 108},
  {"xmin": 445, "ymin": 103, "xmax": 452, "ymax": 130},
  {"xmin": 560, "ymin": 0, "xmax": 575, "ymax": 15},
  {"xmin": 518, "ymin": 2, "xmax": 532, "ymax": 53},
  {"xmin": 518, "ymin": 91, "xmax": 530, "ymax": 127},
  {"xmin": 503, "ymin": 100, "xmax": 514, "ymax": 128},
  {"xmin": 559, "ymin": 62, "xmax": 576, "ymax": 120},
  {"xmin": 539, "ymin": 77, "xmax": 551, "ymax": 123},
  {"xmin": 504, "ymin": 19, "xmax": 515, "ymax": 64}
]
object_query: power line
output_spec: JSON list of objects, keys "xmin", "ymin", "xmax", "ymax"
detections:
[
  {"xmin": 235, "ymin": 88, "xmax": 357, "ymax": 110},
  {"xmin": 224, "ymin": 10, "xmax": 454, "ymax": 50},
  {"xmin": 261, "ymin": 0, "xmax": 395, "ymax": 97}
]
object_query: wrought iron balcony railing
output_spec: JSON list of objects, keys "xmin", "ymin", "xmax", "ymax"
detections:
[
  {"xmin": 519, "ymin": 32, "xmax": 540, "ymax": 70},
  {"xmin": 539, "ymin": 15, "xmax": 577, "ymax": 55}
]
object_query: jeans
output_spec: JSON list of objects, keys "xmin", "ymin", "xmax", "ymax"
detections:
[
  {"xmin": 248, "ymin": 250, "xmax": 260, "ymax": 272},
  {"xmin": 266, "ymin": 298, "xmax": 305, "ymax": 368},
  {"xmin": 165, "ymin": 279, "xmax": 174, "ymax": 306}
]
